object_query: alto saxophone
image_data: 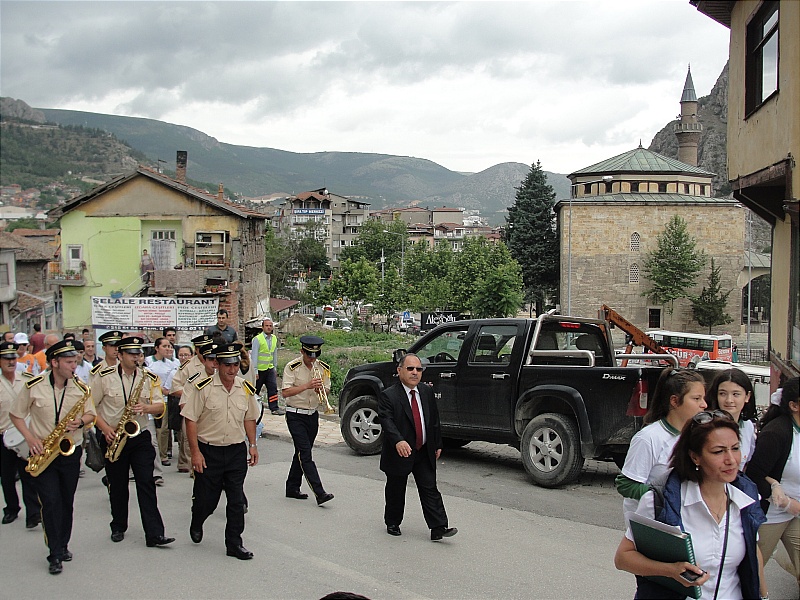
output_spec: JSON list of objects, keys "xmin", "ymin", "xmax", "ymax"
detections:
[
  {"xmin": 105, "ymin": 370, "xmax": 147, "ymax": 463},
  {"xmin": 26, "ymin": 378, "xmax": 90, "ymax": 478}
]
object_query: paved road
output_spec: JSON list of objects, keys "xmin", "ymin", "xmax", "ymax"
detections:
[{"xmin": 1, "ymin": 413, "xmax": 797, "ymax": 599}]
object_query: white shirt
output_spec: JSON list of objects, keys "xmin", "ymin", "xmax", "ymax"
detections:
[
  {"xmin": 739, "ymin": 419, "xmax": 756, "ymax": 469},
  {"xmin": 147, "ymin": 357, "xmax": 179, "ymax": 391},
  {"xmin": 74, "ymin": 359, "xmax": 92, "ymax": 383},
  {"xmin": 402, "ymin": 383, "xmax": 426, "ymax": 446},
  {"xmin": 765, "ymin": 427, "xmax": 800, "ymax": 524},
  {"xmin": 621, "ymin": 419, "xmax": 680, "ymax": 517},
  {"xmin": 626, "ymin": 480, "xmax": 754, "ymax": 600}
]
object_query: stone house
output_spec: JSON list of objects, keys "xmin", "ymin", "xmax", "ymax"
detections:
[{"xmin": 48, "ymin": 153, "xmax": 270, "ymax": 334}]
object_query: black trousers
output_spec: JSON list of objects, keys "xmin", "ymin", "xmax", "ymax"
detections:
[
  {"xmin": 32, "ymin": 448, "xmax": 81, "ymax": 562},
  {"xmin": 191, "ymin": 441, "xmax": 248, "ymax": 549},
  {"xmin": 100, "ymin": 429, "xmax": 164, "ymax": 538},
  {"xmin": 255, "ymin": 368, "xmax": 279, "ymax": 411},
  {"xmin": 285, "ymin": 411, "xmax": 325, "ymax": 498},
  {"xmin": 1, "ymin": 440, "xmax": 40, "ymax": 520},
  {"xmin": 384, "ymin": 445, "xmax": 448, "ymax": 530}
]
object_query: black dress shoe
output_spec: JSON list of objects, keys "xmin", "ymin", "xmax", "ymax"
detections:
[
  {"xmin": 146, "ymin": 535, "xmax": 175, "ymax": 547},
  {"xmin": 48, "ymin": 560, "xmax": 63, "ymax": 575},
  {"xmin": 316, "ymin": 492, "xmax": 334, "ymax": 505},
  {"xmin": 226, "ymin": 545, "xmax": 254, "ymax": 560},
  {"xmin": 386, "ymin": 525, "xmax": 402, "ymax": 536},
  {"xmin": 286, "ymin": 490, "xmax": 309, "ymax": 500},
  {"xmin": 431, "ymin": 526, "xmax": 458, "ymax": 541},
  {"xmin": 189, "ymin": 527, "xmax": 203, "ymax": 544},
  {"xmin": 2, "ymin": 512, "xmax": 18, "ymax": 524},
  {"xmin": 61, "ymin": 549, "xmax": 73, "ymax": 562},
  {"xmin": 26, "ymin": 516, "xmax": 41, "ymax": 529},
  {"xmin": 110, "ymin": 531, "xmax": 125, "ymax": 543}
]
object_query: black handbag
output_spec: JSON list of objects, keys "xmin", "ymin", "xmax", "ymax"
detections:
[{"xmin": 84, "ymin": 429, "xmax": 105, "ymax": 472}]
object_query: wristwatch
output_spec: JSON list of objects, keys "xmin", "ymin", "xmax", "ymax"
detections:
[{"xmin": 249, "ymin": 442, "xmax": 257, "ymax": 448}]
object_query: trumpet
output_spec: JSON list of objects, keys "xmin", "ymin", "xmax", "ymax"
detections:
[{"xmin": 311, "ymin": 361, "xmax": 335, "ymax": 415}]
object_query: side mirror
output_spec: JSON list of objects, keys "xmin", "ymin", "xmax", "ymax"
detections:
[{"xmin": 392, "ymin": 349, "xmax": 407, "ymax": 364}]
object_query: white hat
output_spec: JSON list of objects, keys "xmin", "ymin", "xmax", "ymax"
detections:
[{"xmin": 14, "ymin": 332, "xmax": 29, "ymax": 345}]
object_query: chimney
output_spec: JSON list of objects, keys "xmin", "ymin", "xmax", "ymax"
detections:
[
  {"xmin": 176, "ymin": 151, "xmax": 187, "ymax": 183},
  {"xmin": 218, "ymin": 184, "xmax": 224, "ymax": 201}
]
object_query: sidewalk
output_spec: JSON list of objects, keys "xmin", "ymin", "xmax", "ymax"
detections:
[{"xmin": 259, "ymin": 408, "xmax": 344, "ymax": 446}]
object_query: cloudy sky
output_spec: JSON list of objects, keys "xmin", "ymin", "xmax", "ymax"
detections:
[{"xmin": 1, "ymin": 1, "xmax": 730, "ymax": 174}]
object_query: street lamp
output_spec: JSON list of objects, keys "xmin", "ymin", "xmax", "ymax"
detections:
[
  {"xmin": 567, "ymin": 175, "xmax": 613, "ymax": 315},
  {"xmin": 383, "ymin": 229, "xmax": 406, "ymax": 279}
]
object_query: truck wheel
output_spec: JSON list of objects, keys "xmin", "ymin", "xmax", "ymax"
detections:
[
  {"xmin": 520, "ymin": 413, "xmax": 585, "ymax": 488},
  {"xmin": 340, "ymin": 395, "xmax": 383, "ymax": 455}
]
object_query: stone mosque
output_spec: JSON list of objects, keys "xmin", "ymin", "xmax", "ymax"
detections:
[{"xmin": 555, "ymin": 68, "xmax": 744, "ymax": 333}]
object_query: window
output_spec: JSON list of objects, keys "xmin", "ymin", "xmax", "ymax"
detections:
[
  {"xmin": 629, "ymin": 264, "xmax": 640, "ymax": 283},
  {"xmin": 470, "ymin": 325, "xmax": 517, "ymax": 365},
  {"xmin": 648, "ymin": 308, "xmax": 661, "ymax": 329},
  {"xmin": 658, "ymin": 182, "xmax": 668, "ymax": 193},
  {"xmin": 67, "ymin": 245, "xmax": 83, "ymax": 271},
  {"xmin": 583, "ymin": 183, "xmax": 592, "ymax": 195},
  {"xmin": 630, "ymin": 233, "xmax": 640, "ymax": 252},
  {"xmin": 604, "ymin": 182, "xmax": 613, "ymax": 194},
  {"xmin": 151, "ymin": 230, "xmax": 175, "ymax": 240},
  {"xmin": 700, "ymin": 185, "xmax": 707, "ymax": 196},
  {"xmin": 416, "ymin": 326, "xmax": 470, "ymax": 364},
  {"xmin": 0, "ymin": 264, "xmax": 8, "ymax": 286},
  {"xmin": 746, "ymin": 1, "xmax": 779, "ymax": 115}
]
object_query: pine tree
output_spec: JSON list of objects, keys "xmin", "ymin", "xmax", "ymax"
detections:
[
  {"xmin": 505, "ymin": 161, "xmax": 559, "ymax": 315},
  {"xmin": 641, "ymin": 215, "xmax": 706, "ymax": 314},
  {"xmin": 690, "ymin": 258, "xmax": 733, "ymax": 333}
]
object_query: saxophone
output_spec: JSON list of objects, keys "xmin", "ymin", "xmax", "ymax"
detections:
[
  {"xmin": 105, "ymin": 370, "xmax": 147, "ymax": 463},
  {"xmin": 26, "ymin": 378, "xmax": 90, "ymax": 478}
]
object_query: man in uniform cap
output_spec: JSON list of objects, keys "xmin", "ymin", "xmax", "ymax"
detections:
[
  {"xmin": 0, "ymin": 341, "xmax": 40, "ymax": 527},
  {"xmin": 170, "ymin": 334, "xmax": 214, "ymax": 473},
  {"xmin": 10, "ymin": 340, "xmax": 96, "ymax": 574},
  {"xmin": 182, "ymin": 342, "xmax": 260, "ymax": 560},
  {"xmin": 91, "ymin": 336, "xmax": 174, "ymax": 548},
  {"xmin": 281, "ymin": 335, "xmax": 334, "ymax": 505}
]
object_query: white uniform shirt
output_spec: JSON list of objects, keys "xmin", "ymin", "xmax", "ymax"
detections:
[
  {"xmin": 739, "ymin": 419, "xmax": 756, "ymax": 469},
  {"xmin": 621, "ymin": 419, "xmax": 680, "ymax": 517},
  {"xmin": 626, "ymin": 480, "xmax": 753, "ymax": 600},
  {"xmin": 765, "ymin": 427, "xmax": 800, "ymax": 524},
  {"xmin": 146, "ymin": 357, "xmax": 179, "ymax": 392}
]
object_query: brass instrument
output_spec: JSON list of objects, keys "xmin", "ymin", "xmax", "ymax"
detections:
[
  {"xmin": 311, "ymin": 361, "xmax": 335, "ymax": 415},
  {"xmin": 105, "ymin": 370, "xmax": 147, "ymax": 462},
  {"xmin": 26, "ymin": 378, "xmax": 90, "ymax": 477}
]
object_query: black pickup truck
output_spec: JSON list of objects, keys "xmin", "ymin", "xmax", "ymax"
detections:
[{"xmin": 338, "ymin": 312, "xmax": 674, "ymax": 487}]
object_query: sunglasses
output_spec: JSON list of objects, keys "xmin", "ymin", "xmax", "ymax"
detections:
[
  {"xmin": 404, "ymin": 366, "xmax": 425, "ymax": 372},
  {"xmin": 692, "ymin": 410, "xmax": 735, "ymax": 425}
]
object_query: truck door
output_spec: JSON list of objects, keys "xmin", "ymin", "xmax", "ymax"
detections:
[
  {"xmin": 458, "ymin": 323, "xmax": 523, "ymax": 432},
  {"xmin": 414, "ymin": 323, "xmax": 470, "ymax": 427}
]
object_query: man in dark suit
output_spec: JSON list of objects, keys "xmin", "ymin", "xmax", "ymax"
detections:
[{"xmin": 379, "ymin": 352, "xmax": 457, "ymax": 541}]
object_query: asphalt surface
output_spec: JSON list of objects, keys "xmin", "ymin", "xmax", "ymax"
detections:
[{"xmin": 1, "ymin": 412, "xmax": 797, "ymax": 599}]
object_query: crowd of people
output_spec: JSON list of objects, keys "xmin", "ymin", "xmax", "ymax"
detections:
[{"xmin": 615, "ymin": 366, "xmax": 800, "ymax": 600}]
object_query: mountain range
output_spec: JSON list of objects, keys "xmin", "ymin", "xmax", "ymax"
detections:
[{"xmin": 1, "ymin": 64, "xmax": 728, "ymax": 225}]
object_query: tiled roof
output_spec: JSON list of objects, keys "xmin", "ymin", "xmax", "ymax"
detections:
[
  {"xmin": 50, "ymin": 167, "xmax": 267, "ymax": 221},
  {"xmin": 270, "ymin": 298, "xmax": 300, "ymax": 314},
  {"xmin": 0, "ymin": 231, "xmax": 54, "ymax": 261},
  {"xmin": 15, "ymin": 290, "xmax": 54, "ymax": 313},
  {"xmin": 432, "ymin": 207, "xmax": 462, "ymax": 212},
  {"xmin": 570, "ymin": 147, "xmax": 714, "ymax": 177},
  {"xmin": 681, "ymin": 67, "xmax": 698, "ymax": 103}
]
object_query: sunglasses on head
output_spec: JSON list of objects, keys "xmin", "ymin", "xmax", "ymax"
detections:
[
  {"xmin": 404, "ymin": 366, "xmax": 424, "ymax": 372},
  {"xmin": 692, "ymin": 410, "xmax": 735, "ymax": 425}
]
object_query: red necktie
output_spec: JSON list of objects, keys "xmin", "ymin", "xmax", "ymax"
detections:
[{"xmin": 411, "ymin": 389, "xmax": 423, "ymax": 450}]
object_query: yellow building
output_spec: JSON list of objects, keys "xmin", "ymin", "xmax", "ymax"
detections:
[{"xmin": 693, "ymin": 0, "xmax": 800, "ymax": 379}]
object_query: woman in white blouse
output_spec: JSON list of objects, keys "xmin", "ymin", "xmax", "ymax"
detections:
[{"xmin": 615, "ymin": 410, "xmax": 767, "ymax": 599}]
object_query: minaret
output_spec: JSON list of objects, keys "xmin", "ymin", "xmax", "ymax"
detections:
[{"xmin": 673, "ymin": 66, "xmax": 702, "ymax": 166}]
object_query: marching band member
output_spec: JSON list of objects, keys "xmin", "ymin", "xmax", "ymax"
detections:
[{"xmin": 9, "ymin": 340, "xmax": 96, "ymax": 574}]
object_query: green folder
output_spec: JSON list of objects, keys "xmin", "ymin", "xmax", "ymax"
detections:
[{"xmin": 628, "ymin": 512, "xmax": 702, "ymax": 599}]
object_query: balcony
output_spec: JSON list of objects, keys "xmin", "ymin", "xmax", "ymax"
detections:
[{"xmin": 47, "ymin": 262, "xmax": 86, "ymax": 286}]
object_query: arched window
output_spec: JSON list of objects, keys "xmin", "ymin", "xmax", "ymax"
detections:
[
  {"xmin": 630, "ymin": 233, "xmax": 640, "ymax": 252},
  {"xmin": 629, "ymin": 264, "xmax": 640, "ymax": 283}
]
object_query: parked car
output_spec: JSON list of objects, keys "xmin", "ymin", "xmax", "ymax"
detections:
[{"xmin": 338, "ymin": 312, "xmax": 673, "ymax": 487}]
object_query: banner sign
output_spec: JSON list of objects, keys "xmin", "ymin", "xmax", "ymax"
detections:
[
  {"xmin": 421, "ymin": 311, "xmax": 461, "ymax": 331},
  {"xmin": 293, "ymin": 209, "xmax": 325, "ymax": 215},
  {"xmin": 91, "ymin": 297, "xmax": 219, "ymax": 331}
]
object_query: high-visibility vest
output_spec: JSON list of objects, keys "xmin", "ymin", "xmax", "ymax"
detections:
[{"xmin": 254, "ymin": 332, "xmax": 277, "ymax": 370}]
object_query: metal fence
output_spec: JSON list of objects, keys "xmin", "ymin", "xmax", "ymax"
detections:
[{"xmin": 735, "ymin": 348, "xmax": 769, "ymax": 364}]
